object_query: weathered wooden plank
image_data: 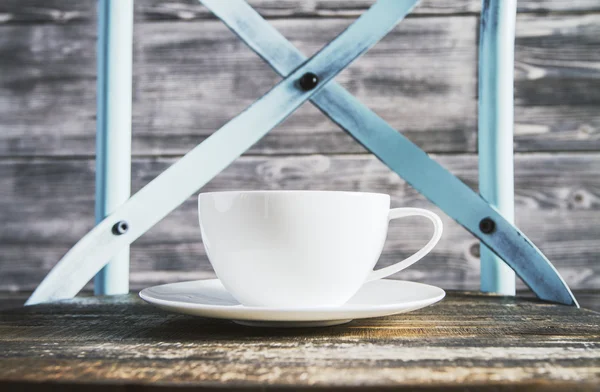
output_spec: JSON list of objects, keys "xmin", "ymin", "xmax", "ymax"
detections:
[
  {"xmin": 1, "ymin": 153, "xmax": 599, "ymax": 292},
  {"xmin": 2, "ymin": 13, "xmax": 600, "ymax": 156},
  {"xmin": 0, "ymin": 294, "xmax": 598, "ymax": 391},
  {"xmin": 0, "ymin": 292, "xmax": 30, "ymax": 311},
  {"xmin": 0, "ymin": 16, "xmax": 477, "ymax": 156},
  {"xmin": 516, "ymin": 0, "xmax": 600, "ymax": 13},
  {"xmin": 4, "ymin": 289, "xmax": 600, "ymax": 312},
  {"xmin": 280, "ymin": 0, "xmax": 600, "ymax": 16},
  {"xmin": 0, "ymin": 0, "xmax": 477, "ymax": 25},
  {"xmin": 139, "ymin": 0, "xmax": 478, "ymax": 20},
  {"xmin": 514, "ymin": 14, "xmax": 600, "ymax": 151},
  {"xmin": 144, "ymin": 0, "xmax": 600, "ymax": 16},
  {"xmin": 1, "ymin": 0, "xmax": 599, "ymax": 24},
  {"xmin": 0, "ymin": 0, "xmax": 93, "ymax": 24}
]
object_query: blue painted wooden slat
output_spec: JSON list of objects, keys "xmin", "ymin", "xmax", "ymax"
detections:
[
  {"xmin": 478, "ymin": 0, "xmax": 517, "ymax": 295},
  {"xmin": 26, "ymin": 0, "xmax": 417, "ymax": 305},
  {"xmin": 94, "ymin": 0, "xmax": 134, "ymax": 296},
  {"xmin": 201, "ymin": 0, "xmax": 578, "ymax": 306}
]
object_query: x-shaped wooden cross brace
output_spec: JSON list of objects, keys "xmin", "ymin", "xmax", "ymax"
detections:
[{"xmin": 27, "ymin": 0, "xmax": 577, "ymax": 306}]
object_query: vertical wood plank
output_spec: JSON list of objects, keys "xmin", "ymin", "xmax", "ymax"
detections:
[
  {"xmin": 478, "ymin": 0, "xmax": 517, "ymax": 295},
  {"xmin": 93, "ymin": 0, "xmax": 133, "ymax": 296}
]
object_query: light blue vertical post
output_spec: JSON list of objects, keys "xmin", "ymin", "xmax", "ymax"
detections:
[
  {"xmin": 478, "ymin": 0, "xmax": 517, "ymax": 295},
  {"xmin": 94, "ymin": 0, "xmax": 133, "ymax": 295}
]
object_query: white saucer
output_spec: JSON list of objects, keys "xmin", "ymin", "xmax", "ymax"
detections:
[{"xmin": 140, "ymin": 279, "xmax": 445, "ymax": 327}]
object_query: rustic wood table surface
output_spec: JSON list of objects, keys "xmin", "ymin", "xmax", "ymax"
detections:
[{"xmin": 0, "ymin": 292, "xmax": 598, "ymax": 391}]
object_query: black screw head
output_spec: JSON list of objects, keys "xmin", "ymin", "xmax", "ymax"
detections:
[
  {"xmin": 112, "ymin": 221, "xmax": 129, "ymax": 235},
  {"xmin": 479, "ymin": 217, "xmax": 496, "ymax": 234},
  {"xmin": 298, "ymin": 72, "xmax": 319, "ymax": 91}
]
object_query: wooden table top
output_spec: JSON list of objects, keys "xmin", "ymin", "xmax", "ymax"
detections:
[{"xmin": 0, "ymin": 292, "xmax": 598, "ymax": 391}]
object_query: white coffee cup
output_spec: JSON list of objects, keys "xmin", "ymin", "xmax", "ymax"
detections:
[{"xmin": 198, "ymin": 191, "xmax": 442, "ymax": 308}]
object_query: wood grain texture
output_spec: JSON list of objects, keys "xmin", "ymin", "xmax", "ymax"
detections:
[
  {"xmin": 2, "ymin": 12, "xmax": 599, "ymax": 156},
  {"xmin": 0, "ymin": 16, "xmax": 477, "ymax": 156},
  {"xmin": 1, "ymin": 153, "xmax": 599, "ymax": 292},
  {"xmin": 0, "ymin": 0, "xmax": 474, "ymax": 24},
  {"xmin": 1, "ymin": 0, "xmax": 599, "ymax": 24},
  {"xmin": 514, "ymin": 14, "xmax": 600, "ymax": 152},
  {"xmin": 1, "ymin": 2, "xmax": 600, "ymax": 297},
  {"xmin": 0, "ymin": 294, "xmax": 598, "ymax": 391},
  {"xmin": 4, "ymin": 289, "xmax": 600, "ymax": 312},
  {"xmin": 0, "ymin": 292, "xmax": 30, "ymax": 311}
]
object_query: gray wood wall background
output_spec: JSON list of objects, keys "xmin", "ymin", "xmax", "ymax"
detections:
[{"xmin": 1, "ymin": 0, "xmax": 599, "ymax": 293}]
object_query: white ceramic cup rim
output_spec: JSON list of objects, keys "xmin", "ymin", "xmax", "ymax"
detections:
[{"xmin": 200, "ymin": 190, "xmax": 390, "ymax": 198}]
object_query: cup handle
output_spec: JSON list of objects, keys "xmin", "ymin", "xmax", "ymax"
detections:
[{"xmin": 366, "ymin": 208, "xmax": 443, "ymax": 282}]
